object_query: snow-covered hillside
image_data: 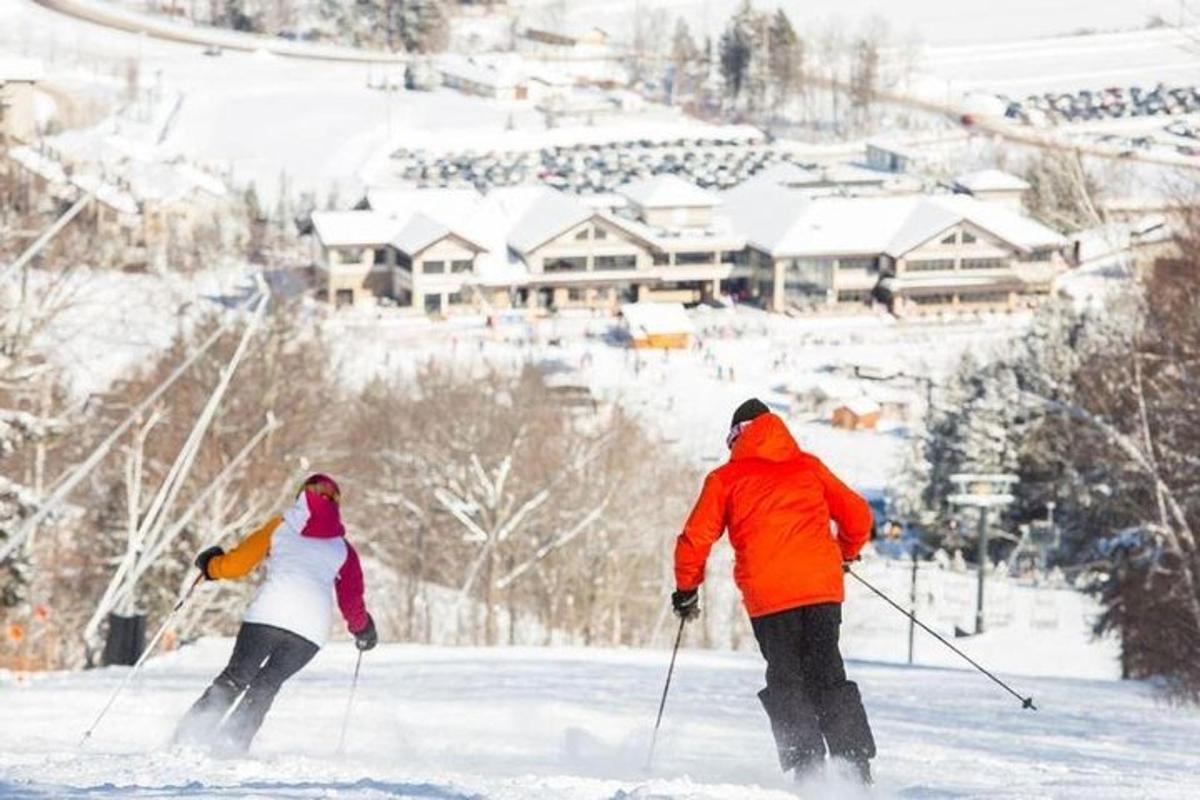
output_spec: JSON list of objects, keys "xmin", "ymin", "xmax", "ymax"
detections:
[{"xmin": 2, "ymin": 640, "xmax": 1196, "ymax": 799}]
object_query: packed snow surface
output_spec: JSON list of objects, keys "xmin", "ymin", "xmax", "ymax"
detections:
[{"xmin": 1, "ymin": 639, "xmax": 1196, "ymax": 799}]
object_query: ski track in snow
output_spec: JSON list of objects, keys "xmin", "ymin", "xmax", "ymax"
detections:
[{"xmin": 2, "ymin": 641, "xmax": 1198, "ymax": 799}]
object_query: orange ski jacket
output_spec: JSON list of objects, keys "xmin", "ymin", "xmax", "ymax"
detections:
[{"xmin": 674, "ymin": 413, "xmax": 874, "ymax": 618}]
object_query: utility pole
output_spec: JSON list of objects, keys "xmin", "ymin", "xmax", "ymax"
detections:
[
  {"xmin": 948, "ymin": 473, "xmax": 1018, "ymax": 637},
  {"xmin": 907, "ymin": 547, "xmax": 918, "ymax": 663},
  {"xmin": 975, "ymin": 505, "xmax": 988, "ymax": 634}
]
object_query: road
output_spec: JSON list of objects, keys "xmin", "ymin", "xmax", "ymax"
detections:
[{"xmin": 30, "ymin": 0, "xmax": 406, "ymax": 63}]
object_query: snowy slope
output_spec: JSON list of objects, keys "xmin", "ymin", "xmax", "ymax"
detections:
[
  {"xmin": 326, "ymin": 305, "xmax": 1026, "ymax": 495},
  {"xmin": 1, "ymin": 640, "xmax": 1197, "ymax": 799}
]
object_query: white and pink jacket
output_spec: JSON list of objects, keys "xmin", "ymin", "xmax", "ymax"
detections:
[{"xmin": 205, "ymin": 487, "xmax": 369, "ymax": 647}]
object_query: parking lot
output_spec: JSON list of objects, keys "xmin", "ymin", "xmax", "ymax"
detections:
[
  {"xmin": 1000, "ymin": 82, "xmax": 1200, "ymax": 126},
  {"xmin": 386, "ymin": 137, "xmax": 810, "ymax": 193}
]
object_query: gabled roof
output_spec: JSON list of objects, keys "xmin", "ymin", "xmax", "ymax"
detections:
[
  {"xmin": 724, "ymin": 187, "xmax": 1065, "ymax": 258},
  {"xmin": 935, "ymin": 194, "xmax": 1065, "ymax": 251},
  {"xmin": 954, "ymin": 169, "xmax": 1030, "ymax": 193},
  {"xmin": 620, "ymin": 302, "xmax": 694, "ymax": 337},
  {"xmin": 885, "ymin": 199, "xmax": 963, "ymax": 255},
  {"xmin": 619, "ymin": 174, "xmax": 719, "ymax": 209},
  {"xmin": 391, "ymin": 212, "xmax": 486, "ymax": 256},
  {"xmin": 311, "ymin": 210, "xmax": 398, "ymax": 247},
  {"xmin": 507, "ymin": 189, "xmax": 594, "ymax": 254}
]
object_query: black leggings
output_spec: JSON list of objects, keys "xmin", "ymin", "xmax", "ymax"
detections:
[
  {"xmin": 751, "ymin": 603, "xmax": 876, "ymax": 772},
  {"xmin": 174, "ymin": 622, "xmax": 318, "ymax": 752}
]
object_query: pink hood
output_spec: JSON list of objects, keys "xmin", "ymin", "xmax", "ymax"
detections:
[{"xmin": 300, "ymin": 488, "xmax": 345, "ymax": 539}]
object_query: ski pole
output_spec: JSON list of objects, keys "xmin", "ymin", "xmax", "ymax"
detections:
[
  {"xmin": 79, "ymin": 573, "xmax": 205, "ymax": 747},
  {"xmin": 846, "ymin": 567, "xmax": 1037, "ymax": 710},
  {"xmin": 645, "ymin": 615, "xmax": 687, "ymax": 772},
  {"xmin": 336, "ymin": 649, "xmax": 364, "ymax": 756}
]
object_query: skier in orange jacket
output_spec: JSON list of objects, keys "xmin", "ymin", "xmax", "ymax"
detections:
[{"xmin": 672, "ymin": 399, "xmax": 877, "ymax": 784}]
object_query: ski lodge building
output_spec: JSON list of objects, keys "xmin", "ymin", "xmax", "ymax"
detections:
[{"xmin": 308, "ymin": 168, "xmax": 1070, "ymax": 317}]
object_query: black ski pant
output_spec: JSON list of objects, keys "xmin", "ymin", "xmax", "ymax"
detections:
[
  {"xmin": 175, "ymin": 622, "xmax": 318, "ymax": 752},
  {"xmin": 751, "ymin": 603, "xmax": 876, "ymax": 773}
]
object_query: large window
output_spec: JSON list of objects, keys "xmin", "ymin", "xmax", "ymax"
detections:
[
  {"xmin": 595, "ymin": 254, "xmax": 637, "ymax": 271},
  {"xmin": 574, "ymin": 228, "xmax": 590, "ymax": 241},
  {"xmin": 838, "ymin": 256, "xmax": 879, "ymax": 272},
  {"xmin": 396, "ymin": 253, "xmax": 412, "ymax": 273},
  {"xmin": 544, "ymin": 256, "xmax": 587, "ymax": 273},
  {"xmin": 721, "ymin": 250, "xmax": 742, "ymax": 265},
  {"xmin": 338, "ymin": 247, "xmax": 363, "ymax": 264},
  {"xmin": 451, "ymin": 259, "xmax": 473, "ymax": 273},
  {"xmin": 940, "ymin": 233, "xmax": 957, "ymax": 245},
  {"xmin": 335, "ymin": 289, "xmax": 354, "ymax": 308},
  {"xmin": 960, "ymin": 291, "xmax": 1009, "ymax": 305},
  {"xmin": 675, "ymin": 251, "xmax": 716, "ymax": 265},
  {"xmin": 1026, "ymin": 249, "xmax": 1054, "ymax": 262},
  {"xmin": 424, "ymin": 294, "xmax": 442, "ymax": 313},
  {"xmin": 909, "ymin": 292, "xmax": 954, "ymax": 306},
  {"xmin": 447, "ymin": 291, "xmax": 466, "ymax": 305},
  {"xmin": 961, "ymin": 257, "xmax": 1006, "ymax": 271},
  {"xmin": 652, "ymin": 252, "xmax": 670, "ymax": 266},
  {"xmin": 961, "ymin": 231, "xmax": 977, "ymax": 244},
  {"xmin": 567, "ymin": 288, "xmax": 585, "ymax": 302},
  {"xmin": 789, "ymin": 258, "xmax": 835, "ymax": 289},
  {"xmin": 373, "ymin": 248, "xmax": 390, "ymax": 266},
  {"xmin": 906, "ymin": 259, "xmax": 955, "ymax": 272},
  {"xmin": 423, "ymin": 260, "xmax": 445, "ymax": 274},
  {"xmin": 594, "ymin": 227, "xmax": 608, "ymax": 240}
]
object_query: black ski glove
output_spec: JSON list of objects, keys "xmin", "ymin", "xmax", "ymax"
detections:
[
  {"xmin": 672, "ymin": 589, "xmax": 700, "ymax": 621},
  {"xmin": 354, "ymin": 614, "xmax": 378, "ymax": 651},
  {"xmin": 194, "ymin": 546, "xmax": 224, "ymax": 580},
  {"xmin": 842, "ymin": 556, "xmax": 861, "ymax": 574}
]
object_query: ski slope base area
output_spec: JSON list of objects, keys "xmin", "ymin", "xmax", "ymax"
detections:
[{"xmin": 2, "ymin": 641, "xmax": 1199, "ymax": 799}]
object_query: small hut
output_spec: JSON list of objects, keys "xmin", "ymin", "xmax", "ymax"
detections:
[
  {"xmin": 831, "ymin": 397, "xmax": 882, "ymax": 431},
  {"xmin": 620, "ymin": 302, "xmax": 694, "ymax": 350}
]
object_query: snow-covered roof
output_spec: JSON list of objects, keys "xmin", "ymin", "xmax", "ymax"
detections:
[
  {"xmin": 436, "ymin": 53, "xmax": 572, "ymax": 91},
  {"xmin": 389, "ymin": 212, "xmax": 487, "ymax": 255},
  {"xmin": 935, "ymin": 195, "xmax": 1065, "ymax": 251},
  {"xmin": 620, "ymin": 302, "xmax": 694, "ymax": 337},
  {"xmin": 391, "ymin": 213, "xmax": 453, "ymax": 255},
  {"xmin": 507, "ymin": 189, "xmax": 594, "ymax": 254},
  {"xmin": 885, "ymin": 199, "xmax": 963, "ymax": 255},
  {"xmin": 311, "ymin": 210, "xmax": 398, "ymax": 247},
  {"xmin": 837, "ymin": 397, "xmax": 882, "ymax": 417},
  {"xmin": 619, "ymin": 174, "xmax": 720, "ymax": 209},
  {"xmin": 0, "ymin": 56, "xmax": 43, "ymax": 82},
  {"xmin": 954, "ymin": 169, "xmax": 1031, "ymax": 193},
  {"xmin": 724, "ymin": 189, "xmax": 1065, "ymax": 258}
]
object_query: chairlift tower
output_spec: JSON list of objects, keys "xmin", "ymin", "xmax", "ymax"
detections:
[{"xmin": 948, "ymin": 473, "xmax": 1018, "ymax": 634}]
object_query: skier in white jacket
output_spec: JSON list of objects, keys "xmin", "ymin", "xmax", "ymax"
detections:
[{"xmin": 173, "ymin": 474, "xmax": 376, "ymax": 752}]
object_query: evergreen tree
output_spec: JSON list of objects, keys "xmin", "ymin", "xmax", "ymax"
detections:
[
  {"xmin": 766, "ymin": 9, "xmax": 802, "ymax": 111},
  {"xmin": 397, "ymin": 0, "xmax": 450, "ymax": 54},
  {"xmin": 719, "ymin": 1, "xmax": 756, "ymax": 102}
]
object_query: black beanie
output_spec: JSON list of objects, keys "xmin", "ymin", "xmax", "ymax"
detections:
[{"xmin": 731, "ymin": 398, "xmax": 770, "ymax": 428}]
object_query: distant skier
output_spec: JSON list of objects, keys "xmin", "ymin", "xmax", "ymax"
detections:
[
  {"xmin": 672, "ymin": 399, "xmax": 876, "ymax": 784},
  {"xmin": 174, "ymin": 474, "xmax": 377, "ymax": 753}
]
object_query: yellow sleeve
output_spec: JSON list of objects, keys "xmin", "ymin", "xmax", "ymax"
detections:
[{"xmin": 207, "ymin": 517, "xmax": 282, "ymax": 580}]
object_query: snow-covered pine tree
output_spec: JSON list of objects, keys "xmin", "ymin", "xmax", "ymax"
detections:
[{"xmin": 396, "ymin": 0, "xmax": 450, "ymax": 54}]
